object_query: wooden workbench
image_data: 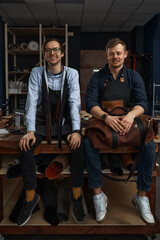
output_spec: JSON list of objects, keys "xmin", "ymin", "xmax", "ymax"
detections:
[{"xmin": 0, "ymin": 133, "xmax": 159, "ymax": 237}]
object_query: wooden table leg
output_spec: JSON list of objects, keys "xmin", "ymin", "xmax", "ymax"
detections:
[
  {"xmin": 0, "ymin": 178, "xmax": 3, "ymax": 221},
  {"xmin": 148, "ymin": 176, "xmax": 156, "ymax": 215}
]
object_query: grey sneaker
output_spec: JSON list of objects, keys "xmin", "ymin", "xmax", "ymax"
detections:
[
  {"xmin": 93, "ymin": 192, "xmax": 108, "ymax": 223},
  {"xmin": 132, "ymin": 193, "xmax": 155, "ymax": 224},
  {"xmin": 17, "ymin": 193, "xmax": 40, "ymax": 226}
]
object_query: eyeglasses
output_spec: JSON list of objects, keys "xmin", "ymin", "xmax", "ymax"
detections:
[{"xmin": 45, "ymin": 47, "xmax": 61, "ymax": 54}]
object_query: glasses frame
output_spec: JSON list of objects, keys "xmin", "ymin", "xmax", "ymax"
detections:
[{"xmin": 45, "ymin": 47, "xmax": 61, "ymax": 54}]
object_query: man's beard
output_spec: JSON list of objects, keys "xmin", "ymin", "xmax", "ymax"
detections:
[
  {"xmin": 111, "ymin": 60, "xmax": 123, "ymax": 69},
  {"xmin": 49, "ymin": 58, "xmax": 61, "ymax": 66}
]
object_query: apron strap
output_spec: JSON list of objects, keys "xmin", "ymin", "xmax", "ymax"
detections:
[{"xmin": 42, "ymin": 68, "xmax": 51, "ymax": 144}]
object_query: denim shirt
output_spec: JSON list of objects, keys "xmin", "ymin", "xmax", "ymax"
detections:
[
  {"xmin": 25, "ymin": 66, "xmax": 81, "ymax": 132},
  {"xmin": 85, "ymin": 64, "xmax": 148, "ymax": 114}
]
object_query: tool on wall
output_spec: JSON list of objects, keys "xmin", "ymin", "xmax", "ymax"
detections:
[
  {"xmin": 1, "ymin": 98, "xmax": 9, "ymax": 116},
  {"xmin": 131, "ymin": 54, "xmax": 136, "ymax": 70},
  {"xmin": 135, "ymin": 53, "xmax": 153, "ymax": 101}
]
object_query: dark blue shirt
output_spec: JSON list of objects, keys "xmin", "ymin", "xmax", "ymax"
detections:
[{"xmin": 85, "ymin": 64, "xmax": 148, "ymax": 114}]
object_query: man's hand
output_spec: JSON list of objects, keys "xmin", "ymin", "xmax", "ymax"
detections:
[
  {"xmin": 120, "ymin": 112, "xmax": 135, "ymax": 134},
  {"xmin": 67, "ymin": 132, "xmax": 81, "ymax": 150},
  {"xmin": 105, "ymin": 112, "xmax": 135, "ymax": 135},
  {"xmin": 19, "ymin": 131, "xmax": 36, "ymax": 152},
  {"xmin": 91, "ymin": 105, "xmax": 144, "ymax": 135},
  {"xmin": 105, "ymin": 115, "xmax": 125, "ymax": 134}
]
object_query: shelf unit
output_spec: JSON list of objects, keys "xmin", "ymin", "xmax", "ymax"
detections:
[
  {"xmin": 4, "ymin": 23, "xmax": 73, "ymax": 110},
  {"xmin": 152, "ymin": 83, "xmax": 160, "ymax": 118},
  {"xmin": 0, "ymin": 136, "xmax": 159, "ymax": 236}
]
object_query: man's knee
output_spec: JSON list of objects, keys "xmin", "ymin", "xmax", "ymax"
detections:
[
  {"xmin": 84, "ymin": 136, "xmax": 92, "ymax": 149},
  {"xmin": 145, "ymin": 140, "xmax": 156, "ymax": 150}
]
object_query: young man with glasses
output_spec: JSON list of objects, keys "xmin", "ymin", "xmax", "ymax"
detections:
[{"xmin": 17, "ymin": 38, "xmax": 85, "ymax": 226}]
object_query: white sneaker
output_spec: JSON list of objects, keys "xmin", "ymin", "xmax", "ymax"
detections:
[
  {"xmin": 93, "ymin": 192, "xmax": 108, "ymax": 223},
  {"xmin": 133, "ymin": 193, "xmax": 155, "ymax": 224}
]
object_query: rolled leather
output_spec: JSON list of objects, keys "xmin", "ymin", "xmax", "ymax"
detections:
[
  {"xmin": 28, "ymin": 41, "xmax": 39, "ymax": 51},
  {"xmin": 108, "ymin": 153, "xmax": 123, "ymax": 176},
  {"xmin": 40, "ymin": 178, "xmax": 59, "ymax": 226},
  {"xmin": 121, "ymin": 153, "xmax": 134, "ymax": 171},
  {"xmin": 20, "ymin": 42, "xmax": 28, "ymax": 50},
  {"xmin": 45, "ymin": 154, "xmax": 69, "ymax": 180},
  {"xmin": 57, "ymin": 178, "xmax": 71, "ymax": 222},
  {"xmin": 8, "ymin": 43, "xmax": 19, "ymax": 50}
]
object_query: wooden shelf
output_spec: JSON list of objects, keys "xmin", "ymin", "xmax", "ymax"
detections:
[
  {"xmin": 5, "ymin": 23, "xmax": 70, "ymax": 109},
  {"xmin": 42, "ymin": 28, "xmax": 65, "ymax": 36},
  {"xmin": 1, "ymin": 178, "xmax": 146, "ymax": 228},
  {"xmin": 42, "ymin": 28, "xmax": 73, "ymax": 37},
  {"xmin": 0, "ymin": 160, "xmax": 134, "ymax": 176},
  {"xmin": 8, "ymin": 92, "xmax": 28, "ymax": 95},
  {"xmin": 8, "ymin": 27, "xmax": 39, "ymax": 36},
  {"xmin": 8, "ymin": 50, "xmax": 39, "ymax": 55},
  {"xmin": 0, "ymin": 133, "xmax": 159, "ymax": 235},
  {"xmin": 8, "ymin": 71, "xmax": 30, "ymax": 74}
]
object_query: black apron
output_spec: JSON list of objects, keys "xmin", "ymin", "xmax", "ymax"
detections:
[
  {"xmin": 35, "ymin": 70, "xmax": 72, "ymax": 146},
  {"xmin": 100, "ymin": 67, "xmax": 133, "ymax": 108}
]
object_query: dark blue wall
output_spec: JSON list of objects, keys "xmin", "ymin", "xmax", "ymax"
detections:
[
  {"xmin": 144, "ymin": 14, "xmax": 160, "ymax": 114},
  {"xmin": 69, "ymin": 27, "xmax": 81, "ymax": 73},
  {"xmin": 81, "ymin": 31, "xmax": 131, "ymax": 50},
  {"xmin": 0, "ymin": 17, "xmax": 5, "ymax": 109},
  {"xmin": 144, "ymin": 13, "xmax": 160, "ymax": 84},
  {"xmin": 131, "ymin": 26, "xmax": 144, "ymax": 74}
]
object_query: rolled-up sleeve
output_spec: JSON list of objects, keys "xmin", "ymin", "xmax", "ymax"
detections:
[
  {"xmin": 85, "ymin": 73, "xmax": 101, "ymax": 113},
  {"xmin": 25, "ymin": 68, "xmax": 42, "ymax": 132},
  {"xmin": 131, "ymin": 71, "xmax": 148, "ymax": 114},
  {"xmin": 67, "ymin": 69, "xmax": 81, "ymax": 131}
]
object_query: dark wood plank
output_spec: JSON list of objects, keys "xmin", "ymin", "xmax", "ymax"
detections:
[
  {"xmin": 0, "ymin": 224, "xmax": 159, "ymax": 235},
  {"xmin": 0, "ymin": 178, "xmax": 3, "ymax": 221},
  {"xmin": 0, "ymin": 133, "xmax": 159, "ymax": 155},
  {"xmin": 148, "ymin": 176, "xmax": 156, "ymax": 214}
]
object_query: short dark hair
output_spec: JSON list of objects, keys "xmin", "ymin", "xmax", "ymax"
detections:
[
  {"xmin": 106, "ymin": 38, "xmax": 126, "ymax": 52},
  {"xmin": 43, "ymin": 38, "xmax": 64, "ymax": 53}
]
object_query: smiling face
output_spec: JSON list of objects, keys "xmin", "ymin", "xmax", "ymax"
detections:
[
  {"xmin": 44, "ymin": 40, "xmax": 64, "ymax": 70},
  {"xmin": 106, "ymin": 43, "xmax": 128, "ymax": 70}
]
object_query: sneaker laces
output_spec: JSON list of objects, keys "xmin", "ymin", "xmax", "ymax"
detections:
[
  {"xmin": 140, "ymin": 197, "xmax": 152, "ymax": 214},
  {"xmin": 94, "ymin": 196, "xmax": 103, "ymax": 213}
]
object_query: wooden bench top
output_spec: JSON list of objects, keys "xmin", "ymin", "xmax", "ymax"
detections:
[{"xmin": 0, "ymin": 133, "xmax": 159, "ymax": 155}]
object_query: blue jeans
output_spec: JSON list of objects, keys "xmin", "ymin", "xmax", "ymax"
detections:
[{"xmin": 84, "ymin": 136, "xmax": 156, "ymax": 192}]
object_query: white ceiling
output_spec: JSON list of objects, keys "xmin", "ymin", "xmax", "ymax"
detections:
[{"xmin": 0, "ymin": 0, "xmax": 160, "ymax": 32}]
